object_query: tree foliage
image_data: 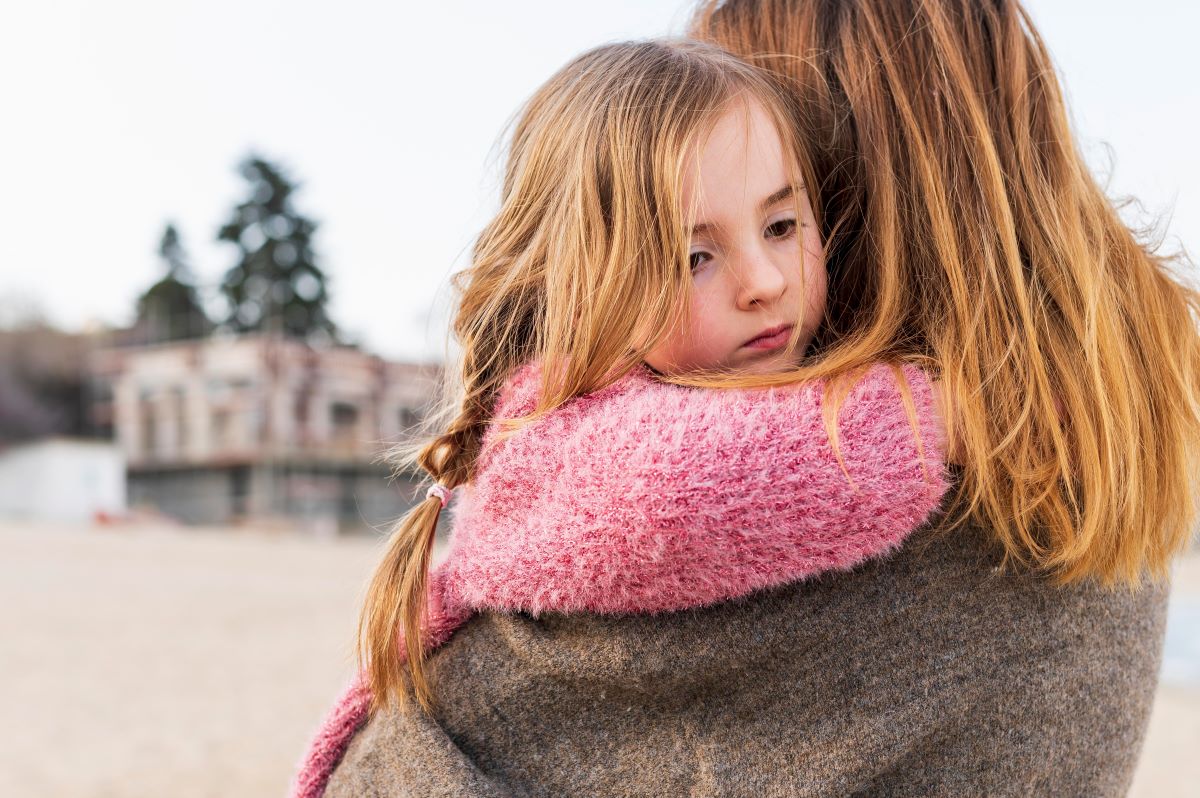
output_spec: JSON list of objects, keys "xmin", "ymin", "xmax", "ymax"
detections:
[
  {"xmin": 217, "ymin": 155, "xmax": 336, "ymax": 342},
  {"xmin": 133, "ymin": 222, "xmax": 212, "ymax": 343}
]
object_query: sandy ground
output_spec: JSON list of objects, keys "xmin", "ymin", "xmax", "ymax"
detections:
[{"xmin": 0, "ymin": 520, "xmax": 1195, "ymax": 798}]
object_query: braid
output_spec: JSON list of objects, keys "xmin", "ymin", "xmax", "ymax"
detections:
[{"xmin": 356, "ymin": 367, "xmax": 507, "ymax": 716}]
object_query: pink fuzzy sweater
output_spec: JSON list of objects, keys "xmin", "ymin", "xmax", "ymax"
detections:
[{"xmin": 290, "ymin": 359, "xmax": 950, "ymax": 798}]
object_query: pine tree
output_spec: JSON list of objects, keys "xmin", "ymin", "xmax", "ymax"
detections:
[
  {"xmin": 217, "ymin": 154, "xmax": 337, "ymax": 342},
  {"xmin": 134, "ymin": 222, "xmax": 212, "ymax": 343}
]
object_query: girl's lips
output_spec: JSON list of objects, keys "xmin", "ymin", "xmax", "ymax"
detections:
[{"xmin": 744, "ymin": 325, "xmax": 793, "ymax": 349}]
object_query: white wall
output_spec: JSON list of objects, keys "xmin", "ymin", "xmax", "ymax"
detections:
[{"xmin": 0, "ymin": 439, "xmax": 126, "ymax": 524}]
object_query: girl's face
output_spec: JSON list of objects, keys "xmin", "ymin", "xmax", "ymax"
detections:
[{"xmin": 643, "ymin": 97, "xmax": 827, "ymax": 377}]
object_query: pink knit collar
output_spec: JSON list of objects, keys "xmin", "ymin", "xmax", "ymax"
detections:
[{"xmin": 291, "ymin": 358, "xmax": 949, "ymax": 798}]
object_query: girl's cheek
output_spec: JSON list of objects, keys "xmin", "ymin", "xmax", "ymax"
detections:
[
  {"xmin": 691, "ymin": 284, "xmax": 718, "ymax": 317},
  {"xmin": 802, "ymin": 224, "xmax": 823, "ymax": 258}
]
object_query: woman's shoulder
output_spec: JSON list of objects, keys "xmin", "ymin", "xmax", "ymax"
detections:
[{"xmin": 426, "ymin": 511, "xmax": 1169, "ymax": 796}]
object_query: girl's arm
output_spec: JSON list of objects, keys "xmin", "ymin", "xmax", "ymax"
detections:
[{"xmin": 443, "ymin": 359, "xmax": 950, "ymax": 615}]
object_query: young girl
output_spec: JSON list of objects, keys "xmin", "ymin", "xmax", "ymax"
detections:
[{"xmin": 291, "ymin": 40, "xmax": 954, "ymax": 798}]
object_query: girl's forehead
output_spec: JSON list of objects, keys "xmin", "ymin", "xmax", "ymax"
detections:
[
  {"xmin": 680, "ymin": 100, "xmax": 803, "ymax": 227},
  {"xmin": 685, "ymin": 99, "xmax": 798, "ymax": 181},
  {"xmin": 689, "ymin": 94, "xmax": 801, "ymax": 166}
]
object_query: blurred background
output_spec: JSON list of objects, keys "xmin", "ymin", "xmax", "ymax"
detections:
[{"xmin": 0, "ymin": 1, "xmax": 1196, "ymax": 795}]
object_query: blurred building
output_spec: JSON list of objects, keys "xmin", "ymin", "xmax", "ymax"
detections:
[
  {"xmin": 88, "ymin": 334, "xmax": 443, "ymax": 534},
  {"xmin": 0, "ymin": 322, "xmax": 97, "ymax": 444}
]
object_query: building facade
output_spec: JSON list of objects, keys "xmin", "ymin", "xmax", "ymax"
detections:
[{"xmin": 89, "ymin": 334, "xmax": 444, "ymax": 534}]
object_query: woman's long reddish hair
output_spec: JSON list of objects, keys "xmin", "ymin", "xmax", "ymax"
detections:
[{"xmin": 692, "ymin": 0, "xmax": 1200, "ymax": 587}]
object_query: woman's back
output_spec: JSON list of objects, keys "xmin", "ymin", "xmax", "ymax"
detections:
[{"xmin": 324, "ymin": 506, "xmax": 1169, "ymax": 797}]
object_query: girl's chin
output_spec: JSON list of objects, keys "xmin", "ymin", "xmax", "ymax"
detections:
[
  {"xmin": 644, "ymin": 345, "xmax": 809, "ymax": 378},
  {"xmin": 738, "ymin": 347, "xmax": 807, "ymax": 372}
]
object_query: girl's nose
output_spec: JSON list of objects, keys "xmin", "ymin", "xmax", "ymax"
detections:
[{"xmin": 734, "ymin": 248, "xmax": 788, "ymax": 310}]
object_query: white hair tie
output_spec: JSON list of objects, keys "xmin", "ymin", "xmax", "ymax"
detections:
[{"xmin": 426, "ymin": 483, "xmax": 453, "ymax": 508}]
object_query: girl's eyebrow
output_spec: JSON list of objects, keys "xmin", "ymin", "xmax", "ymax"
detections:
[
  {"xmin": 760, "ymin": 184, "xmax": 797, "ymax": 213},
  {"xmin": 690, "ymin": 184, "xmax": 803, "ymax": 237}
]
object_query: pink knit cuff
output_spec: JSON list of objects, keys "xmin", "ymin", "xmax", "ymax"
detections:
[{"xmin": 288, "ymin": 672, "xmax": 371, "ymax": 798}]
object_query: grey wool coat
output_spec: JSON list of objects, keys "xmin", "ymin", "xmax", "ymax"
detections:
[{"xmin": 323, "ymin": 507, "xmax": 1170, "ymax": 798}]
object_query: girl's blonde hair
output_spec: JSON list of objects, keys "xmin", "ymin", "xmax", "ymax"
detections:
[
  {"xmin": 691, "ymin": 0, "xmax": 1200, "ymax": 587},
  {"xmin": 356, "ymin": 39, "xmax": 862, "ymax": 717}
]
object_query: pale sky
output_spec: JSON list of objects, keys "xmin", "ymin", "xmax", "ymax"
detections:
[{"xmin": 1, "ymin": 1, "xmax": 1196, "ymax": 362}]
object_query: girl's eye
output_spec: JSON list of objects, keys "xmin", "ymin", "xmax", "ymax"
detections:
[
  {"xmin": 689, "ymin": 251, "xmax": 712, "ymax": 272},
  {"xmin": 765, "ymin": 218, "xmax": 797, "ymax": 239}
]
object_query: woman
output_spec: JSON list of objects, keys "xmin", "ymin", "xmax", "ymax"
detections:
[
  {"xmin": 300, "ymin": 2, "xmax": 1200, "ymax": 795},
  {"xmin": 685, "ymin": 0, "xmax": 1200, "ymax": 791},
  {"xmin": 691, "ymin": 0, "xmax": 1200, "ymax": 583}
]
